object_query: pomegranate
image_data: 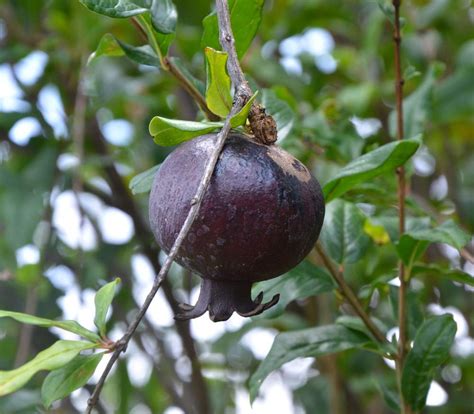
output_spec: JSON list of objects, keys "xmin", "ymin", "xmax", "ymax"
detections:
[{"xmin": 149, "ymin": 133, "xmax": 325, "ymax": 321}]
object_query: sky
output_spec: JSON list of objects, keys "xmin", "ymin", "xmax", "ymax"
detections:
[{"xmin": 1, "ymin": 24, "xmax": 473, "ymax": 412}]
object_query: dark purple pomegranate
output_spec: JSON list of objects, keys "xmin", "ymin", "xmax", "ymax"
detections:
[{"xmin": 149, "ymin": 133, "xmax": 325, "ymax": 321}]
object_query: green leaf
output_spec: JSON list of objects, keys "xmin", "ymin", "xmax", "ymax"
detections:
[
  {"xmin": 88, "ymin": 33, "xmax": 160, "ymax": 67},
  {"xmin": 41, "ymin": 353, "xmax": 103, "ymax": 408},
  {"xmin": 138, "ymin": 13, "xmax": 174, "ymax": 58},
  {"xmin": 411, "ymin": 263, "xmax": 474, "ymax": 287},
  {"xmin": 389, "ymin": 65, "xmax": 440, "ymax": 139},
  {"xmin": 397, "ymin": 220, "xmax": 471, "ymax": 266},
  {"xmin": 88, "ymin": 33, "xmax": 124, "ymax": 63},
  {"xmin": 261, "ymin": 89, "xmax": 295, "ymax": 141},
  {"xmin": 80, "ymin": 0, "xmax": 178, "ymax": 36},
  {"xmin": 0, "ymin": 341, "xmax": 97, "ymax": 397},
  {"xmin": 252, "ymin": 261, "xmax": 336, "ymax": 318},
  {"xmin": 204, "ymin": 48, "xmax": 233, "ymax": 118},
  {"xmin": 149, "ymin": 116, "xmax": 222, "ymax": 146},
  {"xmin": 336, "ymin": 316, "xmax": 394, "ymax": 355},
  {"xmin": 402, "ymin": 314, "xmax": 457, "ymax": 411},
  {"xmin": 201, "ymin": 0, "xmax": 264, "ymax": 59},
  {"xmin": 320, "ymin": 199, "xmax": 371, "ymax": 264},
  {"xmin": 322, "ymin": 137, "xmax": 421, "ymax": 202},
  {"xmin": 150, "ymin": 0, "xmax": 177, "ymax": 34},
  {"xmin": 0, "ymin": 311, "xmax": 101, "ymax": 343},
  {"xmin": 129, "ymin": 164, "xmax": 161, "ymax": 195},
  {"xmin": 94, "ymin": 278, "xmax": 120, "ymax": 338},
  {"xmin": 230, "ymin": 91, "xmax": 258, "ymax": 128},
  {"xmin": 249, "ymin": 325, "xmax": 373, "ymax": 402},
  {"xmin": 79, "ymin": 0, "xmax": 152, "ymax": 18}
]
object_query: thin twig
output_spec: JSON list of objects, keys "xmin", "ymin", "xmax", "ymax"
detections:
[
  {"xmin": 89, "ymin": 119, "xmax": 210, "ymax": 414},
  {"xmin": 392, "ymin": 1, "xmax": 412, "ymax": 413},
  {"xmin": 86, "ymin": 1, "xmax": 254, "ymax": 411},
  {"xmin": 14, "ymin": 286, "xmax": 39, "ymax": 367},
  {"xmin": 314, "ymin": 243, "xmax": 387, "ymax": 344}
]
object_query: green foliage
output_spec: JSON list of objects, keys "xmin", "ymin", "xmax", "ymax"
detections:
[
  {"xmin": 402, "ymin": 315, "xmax": 457, "ymax": 410},
  {"xmin": 149, "ymin": 117, "xmax": 223, "ymax": 145},
  {"xmin": 0, "ymin": 341, "xmax": 97, "ymax": 397},
  {"xmin": 129, "ymin": 164, "xmax": 161, "ymax": 194},
  {"xmin": 0, "ymin": 311, "xmax": 101, "ymax": 343},
  {"xmin": 322, "ymin": 137, "xmax": 421, "ymax": 202},
  {"xmin": 320, "ymin": 199, "xmax": 372, "ymax": 264},
  {"xmin": 201, "ymin": 0, "xmax": 265, "ymax": 58},
  {"xmin": 205, "ymin": 47, "xmax": 233, "ymax": 117},
  {"xmin": 397, "ymin": 220, "xmax": 470, "ymax": 269},
  {"xmin": 253, "ymin": 261, "xmax": 336, "ymax": 318},
  {"xmin": 249, "ymin": 325, "xmax": 376, "ymax": 401},
  {"xmin": 41, "ymin": 353, "xmax": 104, "ymax": 408},
  {"xmin": 94, "ymin": 278, "xmax": 121, "ymax": 337},
  {"xmin": 89, "ymin": 33, "xmax": 160, "ymax": 67}
]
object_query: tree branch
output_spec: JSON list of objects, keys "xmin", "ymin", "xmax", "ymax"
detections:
[
  {"xmin": 88, "ymin": 121, "xmax": 210, "ymax": 414},
  {"xmin": 86, "ymin": 2, "xmax": 255, "ymax": 411},
  {"xmin": 392, "ymin": 1, "xmax": 412, "ymax": 413},
  {"xmin": 314, "ymin": 243, "xmax": 387, "ymax": 345}
]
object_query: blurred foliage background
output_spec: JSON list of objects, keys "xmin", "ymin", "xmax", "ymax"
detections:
[{"xmin": 0, "ymin": 0, "xmax": 473, "ymax": 413}]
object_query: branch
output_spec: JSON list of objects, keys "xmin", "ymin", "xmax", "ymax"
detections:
[
  {"xmin": 215, "ymin": 0, "xmax": 277, "ymax": 144},
  {"xmin": 86, "ymin": 3, "xmax": 254, "ymax": 410},
  {"xmin": 314, "ymin": 243, "xmax": 387, "ymax": 345},
  {"xmin": 392, "ymin": 1, "xmax": 412, "ymax": 413}
]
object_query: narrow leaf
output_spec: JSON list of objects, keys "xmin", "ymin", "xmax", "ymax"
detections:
[
  {"xmin": 149, "ymin": 116, "xmax": 222, "ymax": 146},
  {"xmin": 0, "ymin": 310, "xmax": 100, "ymax": 343},
  {"xmin": 129, "ymin": 164, "xmax": 161, "ymax": 195},
  {"xmin": 87, "ymin": 33, "xmax": 124, "ymax": 64},
  {"xmin": 201, "ymin": 0, "xmax": 264, "ymax": 59},
  {"xmin": 402, "ymin": 314, "xmax": 457, "ymax": 410},
  {"xmin": 150, "ymin": 0, "xmax": 177, "ymax": 34},
  {"xmin": 205, "ymin": 48, "xmax": 233, "ymax": 118},
  {"xmin": 0, "ymin": 341, "xmax": 96, "ymax": 397},
  {"xmin": 94, "ymin": 278, "xmax": 120, "ymax": 337},
  {"xmin": 320, "ymin": 199, "xmax": 371, "ymax": 264},
  {"xmin": 41, "ymin": 353, "xmax": 103, "ymax": 408},
  {"xmin": 88, "ymin": 33, "xmax": 160, "ymax": 67},
  {"xmin": 249, "ymin": 325, "xmax": 373, "ymax": 402},
  {"xmin": 79, "ymin": 0, "xmax": 151, "ymax": 18},
  {"xmin": 397, "ymin": 220, "xmax": 471, "ymax": 266},
  {"xmin": 252, "ymin": 261, "xmax": 336, "ymax": 318},
  {"xmin": 411, "ymin": 263, "xmax": 474, "ymax": 287},
  {"xmin": 323, "ymin": 137, "xmax": 421, "ymax": 202}
]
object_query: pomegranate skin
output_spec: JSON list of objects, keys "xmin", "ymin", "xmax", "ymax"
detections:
[{"xmin": 149, "ymin": 133, "xmax": 325, "ymax": 320}]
